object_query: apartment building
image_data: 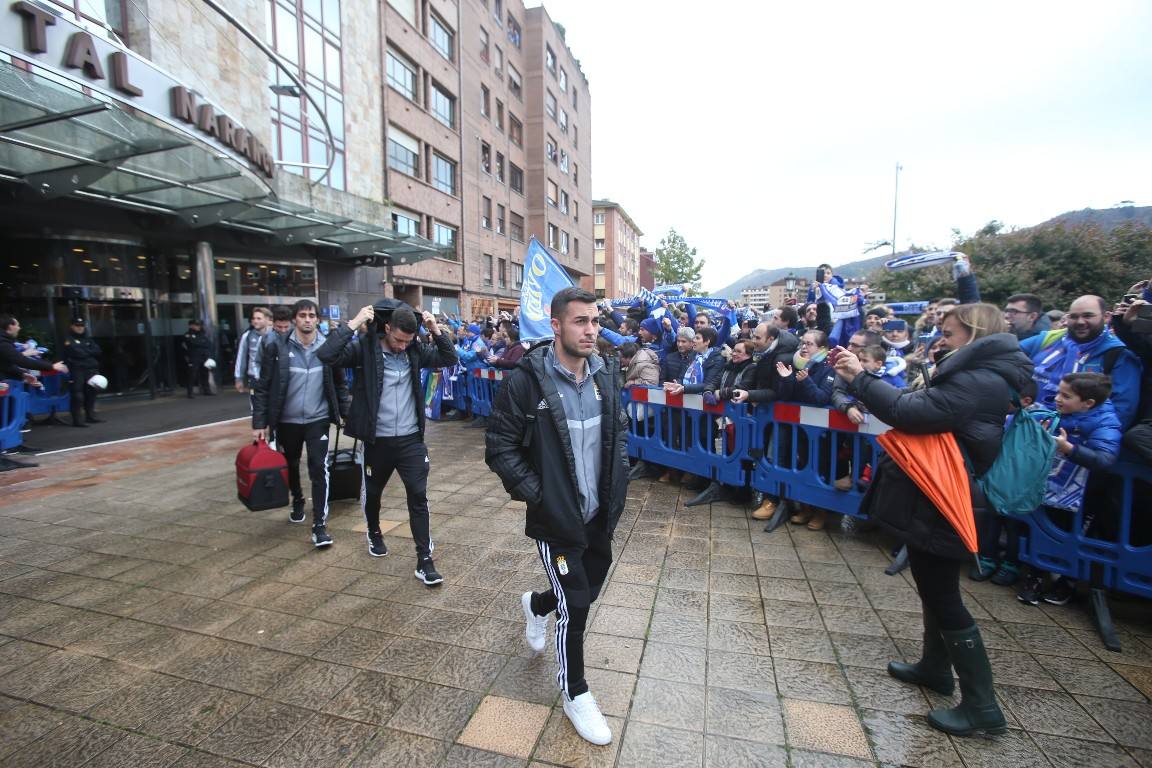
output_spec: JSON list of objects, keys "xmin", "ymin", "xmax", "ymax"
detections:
[
  {"xmin": 584, "ymin": 200, "xmax": 642, "ymax": 299},
  {"xmin": 639, "ymin": 247, "xmax": 656, "ymax": 291}
]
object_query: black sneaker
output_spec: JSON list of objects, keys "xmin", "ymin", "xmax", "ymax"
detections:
[
  {"xmin": 289, "ymin": 498, "xmax": 306, "ymax": 524},
  {"xmin": 367, "ymin": 530, "xmax": 388, "ymax": 557},
  {"xmin": 1017, "ymin": 575, "xmax": 1045, "ymax": 605},
  {"xmin": 1042, "ymin": 576, "xmax": 1076, "ymax": 606},
  {"xmin": 415, "ymin": 558, "xmax": 443, "ymax": 586},
  {"xmin": 311, "ymin": 524, "xmax": 333, "ymax": 548}
]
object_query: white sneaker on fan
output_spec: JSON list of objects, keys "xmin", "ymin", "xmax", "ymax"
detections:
[
  {"xmin": 563, "ymin": 691, "xmax": 612, "ymax": 745},
  {"xmin": 521, "ymin": 592, "xmax": 548, "ymax": 653}
]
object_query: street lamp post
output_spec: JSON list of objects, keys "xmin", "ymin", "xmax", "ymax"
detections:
[{"xmin": 891, "ymin": 162, "xmax": 902, "ymax": 256}]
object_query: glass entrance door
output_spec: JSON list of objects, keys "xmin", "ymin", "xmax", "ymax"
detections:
[{"xmin": 81, "ymin": 302, "xmax": 153, "ymax": 394}]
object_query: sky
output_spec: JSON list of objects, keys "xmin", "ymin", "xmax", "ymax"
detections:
[{"xmin": 526, "ymin": 0, "xmax": 1152, "ymax": 292}]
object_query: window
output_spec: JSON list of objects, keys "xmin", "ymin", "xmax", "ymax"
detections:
[
  {"xmin": 481, "ymin": 196, "xmax": 492, "ymax": 229},
  {"xmin": 393, "ymin": 209, "xmax": 421, "ymax": 236},
  {"xmin": 559, "ymin": 67, "xmax": 568, "ymax": 91},
  {"xmin": 434, "ymin": 222, "xmax": 456, "ymax": 250},
  {"xmin": 495, "ymin": 152, "xmax": 505, "ymax": 183},
  {"xmin": 594, "ymin": 263, "xmax": 605, "ymax": 275},
  {"xmin": 388, "ymin": 127, "xmax": 419, "ymax": 176},
  {"xmin": 573, "ymin": 238, "xmax": 579, "ymax": 257},
  {"xmin": 386, "ymin": 49, "xmax": 417, "ymax": 99},
  {"xmin": 480, "ymin": 85, "xmax": 490, "ymax": 117},
  {"xmin": 559, "ymin": 150, "xmax": 569, "ymax": 174},
  {"xmin": 494, "ymin": 46, "xmax": 503, "ymax": 75},
  {"xmin": 493, "ymin": 0, "xmax": 502, "ymax": 24},
  {"xmin": 595, "ymin": 238, "xmax": 605, "ymax": 249},
  {"xmin": 509, "ymin": 163, "xmax": 523, "ymax": 194},
  {"xmin": 574, "ymin": 201, "xmax": 579, "ymax": 222},
  {"xmin": 509, "ymin": 114, "xmax": 523, "ymax": 146},
  {"xmin": 559, "ymin": 190, "xmax": 569, "ymax": 214},
  {"xmin": 560, "ymin": 231, "xmax": 569, "ymax": 254},
  {"xmin": 496, "ymin": 205, "xmax": 505, "ymax": 235},
  {"xmin": 498, "ymin": 258, "xmax": 507, "ymax": 288},
  {"xmin": 510, "ymin": 212, "xmax": 524, "ymax": 241},
  {"xmin": 547, "ymin": 179, "xmax": 558, "ymax": 207},
  {"xmin": 547, "ymin": 224, "xmax": 559, "ymax": 249},
  {"xmin": 513, "ymin": 262, "xmax": 524, "ymax": 288},
  {"xmin": 430, "ymin": 82, "xmax": 454, "ymax": 128},
  {"xmin": 559, "ymin": 109, "xmax": 568, "ymax": 133},
  {"xmin": 429, "ymin": 14, "xmax": 454, "ymax": 61},
  {"xmin": 480, "ymin": 141, "xmax": 491, "ymax": 174},
  {"xmin": 546, "ymin": 137, "xmax": 556, "ymax": 163},
  {"xmin": 594, "ymin": 211, "xmax": 605, "ymax": 225},
  {"xmin": 573, "ymin": 125, "xmax": 578, "ymax": 149},
  {"xmin": 573, "ymin": 163, "xmax": 578, "ymax": 188},
  {"xmin": 483, "ymin": 253, "xmax": 493, "ymax": 286},
  {"xmin": 572, "ymin": 88, "xmax": 578, "ymax": 110},
  {"xmin": 387, "ymin": 0, "xmax": 417, "ymax": 26},
  {"xmin": 508, "ymin": 65, "xmax": 522, "ymax": 100},
  {"xmin": 432, "ymin": 152, "xmax": 455, "ymax": 195},
  {"xmin": 479, "ymin": 27, "xmax": 489, "ymax": 62},
  {"xmin": 545, "ymin": 45, "xmax": 556, "ymax": 73},
  {"xmin": 495, "ymin": 100, "xmax": 504, "ymax": 131},
  {"xmin": 507, "ymin": 13, "xmax": 521, "ymax": 47},
  {"xmin": 545, "ymin": 90, "xmax": 557, "ymax": 119}
]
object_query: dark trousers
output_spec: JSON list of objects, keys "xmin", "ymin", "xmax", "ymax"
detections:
[
  {"xmin": 275, "ymin": 420, "xmax": 331, "ymax": 525},
  {"xmin": 362, "ymin": 434, "xmax": 433, "ymax": 559},
  {"xmin": 69, "ymin": 375, "xmax": 97, "ymax": 422},
  {"xmin": 530, "ymin": 516, "xmax": 613, "ymax": 699},
  {"xmin": 187, "ymin": 361, "xmax": 210, "ymax": 396},
  {"xmin": 908, "ymin": 546, "xmax": 974, "ymax": 631}
]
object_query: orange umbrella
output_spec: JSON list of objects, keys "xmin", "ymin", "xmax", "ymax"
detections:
[{"xmin": 877, "ymin": 429, "xmax": 978, "ymax": 556}]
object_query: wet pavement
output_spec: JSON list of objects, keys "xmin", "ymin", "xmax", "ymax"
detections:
[{"xmin": 1, "ymin": 417, "xmax": 1151, "ymax": 767}]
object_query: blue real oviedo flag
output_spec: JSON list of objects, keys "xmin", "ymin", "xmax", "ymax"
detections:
[{"xmin": 520, "ymin": 237, "xmax": 575, "ymax": 342}]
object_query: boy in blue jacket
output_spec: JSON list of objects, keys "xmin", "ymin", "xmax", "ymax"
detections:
[{"xmin": 1018, "ymin": 372, "xmax": 1123, "ymax": 606}]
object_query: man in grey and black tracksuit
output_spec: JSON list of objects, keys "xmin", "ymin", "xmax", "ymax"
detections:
[
  {"xmin": 252, "ymin": 300, "xmax": 349, "ymax": 547},
  {"xmin": 234, "ymin": 307, "xmax": 271, "ymax": 399},
  {"xmin": 318, "ymin": 298, "xmax": 457, "ymax": 585},
  {"xmin": 485, "ymin": 287, "xmax": 629, "ymax": 746}
]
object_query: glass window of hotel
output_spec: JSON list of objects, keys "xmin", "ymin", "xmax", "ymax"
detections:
[
  {"xmin": 386, "ymin": 48, "xmax": 418, "ymax": 100},
  {"xmin": 507, "ymin": 13, "xmax": 521, "ymax": 48},
  {"xmin": 432, "ymin": 153, "xmax": 456, "ymax": 195},
  {"xmin": 429, "ymin": 13, "xmax": 454, "ymax": 61},
  {"xmin": 510, "ymin": 164, "xmax": 524, "ymax": 194},
  {"xmin": 482, "ymin": 197, "xmax": 492, "ymax": 229},
  {"xmin": 547, "ymin": 179, "xmax": 558, "ymax": 207},
  {"xmin": 498, "ymin": 258, "xmax": 507, "ymax": 288},
  {"xmin": 559, "ymin": 109, "xmax": 568, "ymax": 134},
  {"xmin": 513, "ymin": 262, "xmax": 524, "ymax": 288},
  {"xmin": 47, "ymin": 0, "xmax": 129, "ymax": 41},
  {"xmin": 268, "ymin": 0, "xmax": 347, "ymax": 189},
  {"xmin": 548, "ymin": 224, "xmax": 559, "ymax": 249},
  {"xmin": 434, "ymin": 222, "xmax": 457, "ymax": 252},
  {"xmin": 559, "ymin": 67, "xmax": 568, "ymax": 92},
  {"xmin": 545, "ymin": 90, "xmax": 557, "ymax": 120},
  {"xmin": 387, "ymin": 0, "xmax": 418, "ymax": 27},
  {"xmin": 496, "ymin": 101, "xmax": 505, "ymax": 132},
  {"xmin": 496, "ymin": 205, "xmax": 506, "ymax": 235},
  {"xmin": 495, "ymin": 152, "xmax": 505, "ymax": 183},
  {"xmin": 594, "ymin": 211, "xmax": 605, "ymax": 225},
  {"xmin": 559, "ymin": 150, "xmax": 569, "ymax": 174},
  {"xmin": 510, "ymin": 212, "xmax": 525, "ymax": 241},
  {"xmin": 546, "ymin": 138, "xmax": 556, "ymax": 163},
  {"xmin": 480, "ymin": 142, "xmax": 491, "ymax": 174},
  {"xmin": 545, "ymin": 45, "xmax": 557, "ymax": 74},
  {"xmin": 508, "ymin": 65, "xmax": 522, "ymax": 100},
  {"xmin": 560, "ymin": 231, "xmax": 570, "ymax": 254},
  {"xmin": 559, "ymin": 190, "xmax": 569, "ymax": 214},
  {"xmin": 484, "ymin": 254, "xmax": 494, "ymax": 286},
  {"xmin": 430, "ymin": 82, "xmax": 455, "ymax": 129},
  {"xmin": 393, "ymin": 209, "xmax": 421, "ymax": 236},
  {"xmin": 509, "ymin": 114, "xmax": 523, "ymax": 146},
  {"xmin": 494, "ymin": 46, "xmax": 504, "ymax": 76},
  {"xmin": 493, "ymin": 0, "xmax": 503, "ymax": 24},
  {"xmin": 388, "ymin": 127, "xmax": 420, "ymax": 176},
  {"xmin": 480, "ymin": 85, "xmax": 490, "ymax": 117},
  {"xmin": 479, "ymin": 27, "xmax": 490, "ymax": 63}
]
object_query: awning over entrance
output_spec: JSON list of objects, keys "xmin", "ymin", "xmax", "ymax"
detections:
[{"xmin": 0, "ymin": 59, "xmax": 449, "ymax": 268}]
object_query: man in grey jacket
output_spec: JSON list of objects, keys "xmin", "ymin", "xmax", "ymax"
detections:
[{"xmin": 235, "ymin": 307, "xmax": 271, "ymax": 395}]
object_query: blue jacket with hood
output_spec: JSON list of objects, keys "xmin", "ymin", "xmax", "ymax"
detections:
[{"xmin": 1045, "ymin": 400, "xmax": 1123, "ymax": 512}]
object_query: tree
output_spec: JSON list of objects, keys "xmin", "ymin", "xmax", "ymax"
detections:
[{"xmin": 654, "ymin": 228, "xmax": 705, "ymax": 294}]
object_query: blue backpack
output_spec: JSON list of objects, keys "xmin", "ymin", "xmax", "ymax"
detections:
[{"xmin": 978, "ymin": 398, "xmax": 1060, "ymax": 518}]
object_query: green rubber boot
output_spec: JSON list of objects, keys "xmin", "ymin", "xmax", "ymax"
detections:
[
  {"xmin": 887, "ymin": 609, "xmax": 955, "ymax": 696},
  {"xmin": 928, "ymin": 625, "xmax": 1007, "ymax": 736}
]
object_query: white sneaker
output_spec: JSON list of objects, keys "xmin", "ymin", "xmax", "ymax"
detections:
[
  {"xmin": 563, "ymin": 691, "xmax": 612, "ymax": 745},
  {"xmin": 521, "ymin": 591, "xmax": 547, "ymax": 653}
]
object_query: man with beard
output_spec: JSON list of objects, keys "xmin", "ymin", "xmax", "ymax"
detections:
[
  {"xmin": 485, "ymin": 287, "xmax": 629, "ymax": 746},
  {"xmin": 1021, "ymin": 295, "xmax": 1142, "ymax": 428}
]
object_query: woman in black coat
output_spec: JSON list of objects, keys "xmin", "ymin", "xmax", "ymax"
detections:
[{"xmin": 833, "ymin": 303, "xmax": 1033, "ymax": 738}]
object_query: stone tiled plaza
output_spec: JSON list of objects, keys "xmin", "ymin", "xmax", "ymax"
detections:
[{"xmin": 1, "ymin": 419, "xmax": 1151, "ymax": 767}]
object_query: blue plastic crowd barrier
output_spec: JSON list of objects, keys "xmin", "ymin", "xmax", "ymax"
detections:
[
  {"xmin": 469, "ymin": 368, "xmax": 504, "ymax": 418},
  {"xmin": 1, "ymin": 380, "xmax": 29, "ymax": 452},
  {"xmin": 25, "ymin": 371, "xmax": 70, "ymax": 420}
]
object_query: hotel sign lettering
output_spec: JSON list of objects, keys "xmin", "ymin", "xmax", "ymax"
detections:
[{"xmin": 7, "ymin": 1, "xmax": 275, "ymax": 179}]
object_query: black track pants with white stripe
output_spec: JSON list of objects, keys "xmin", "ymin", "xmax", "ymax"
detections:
[
  {"xmin": 532, "ymin": 515, "xmax": 613, "ymax": 699},
  {"xmin": 274, "ymin": 420, "xmax": 330, "ymax": 525}
]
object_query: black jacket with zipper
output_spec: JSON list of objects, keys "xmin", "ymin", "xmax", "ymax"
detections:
[
  {"xmin": 251, "ymin": 332, "xmax": 351, "ymax": 431},
  {"xmin": 485, "ymin": 343, "xmax": 630, "ymax": 548},
  {"xmin": 316, "ymin": 312, "xmax": 457, "ymax": 444}
]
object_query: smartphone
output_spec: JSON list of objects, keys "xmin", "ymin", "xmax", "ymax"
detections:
[
  {"xmin": 1123, "ymin": 294, "xmax": 1141, "ymax": 303},
  {"xmin": 827, "ymin": 346, "xmax": 843, "ymax": 366},
  {"xmin": 816, "ymin": 268, "xmax": 827, "ymax": 284}
]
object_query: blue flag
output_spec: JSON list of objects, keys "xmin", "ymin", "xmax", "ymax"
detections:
[{"xmin": 520, "ymin": 237, "xmax": 575, "ymax": 342}]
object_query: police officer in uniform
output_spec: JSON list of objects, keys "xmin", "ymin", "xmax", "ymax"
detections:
[
  {"xmin": 61, "ymin": 317, "xmax": 103, "ymax": 427},
  {"xmin": 182, "ymin": 319, "xmax": 214, "ymax": 398}
]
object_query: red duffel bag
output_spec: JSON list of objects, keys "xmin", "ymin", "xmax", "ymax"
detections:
[{"xmin": 236, "ymin": 436, "xmax": 289, "ymax": 511}]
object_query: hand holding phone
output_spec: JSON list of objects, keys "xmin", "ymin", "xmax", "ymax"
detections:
[{"xmin": 827, "ymin": 346, "xmax": 845, "ymax": 366}]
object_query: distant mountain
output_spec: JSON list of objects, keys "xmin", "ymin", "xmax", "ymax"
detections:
[
  {"xmin": 709, "ymin": 255, "xmax": 889, "ymax": 298},
  {"xmin": 1044, "ymin": 205, "xmax": 1152, "ymax": 232}
]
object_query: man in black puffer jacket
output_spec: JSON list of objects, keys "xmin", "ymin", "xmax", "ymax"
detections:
[{"xmin": 485, "ymin": 287, "xmax": 628, "ymax": 747}]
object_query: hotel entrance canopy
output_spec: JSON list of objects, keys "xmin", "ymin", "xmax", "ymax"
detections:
[{"xmin": 0, "ymin": 8, "xmax": 448, "ymax": 268}]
